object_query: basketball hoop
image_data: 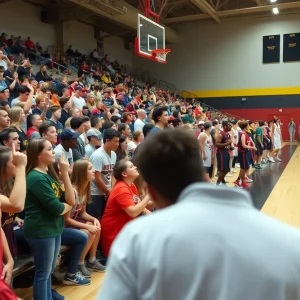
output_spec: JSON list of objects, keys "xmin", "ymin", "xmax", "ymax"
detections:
[{"xmin": 151, "ymin": 49, "xmax": 171, "ymax": 63}]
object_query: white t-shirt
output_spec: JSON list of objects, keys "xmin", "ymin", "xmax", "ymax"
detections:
[
  {"xmin": 54, "ymin": 144, "xmax": 74, "ymax": 165},
  {"xmin": 0, "ymin": 59, "xmax": 7, "ymax": 70},
  {"xmin": 198, "ymin": 132, "xmax": 213, "ymax": 167},
  {"xmin": 90, "ymin": 146, "xmax": 116, "ymax": 195},
  {"xmin": 127, "ymin": 141, "xmax": 137, "ymax": 159},
  {"xmin": 73, "ymin": 96, "xmax": 86, "ymax": 110},
  {"xmin": 85, "ymin": 144, "xmax": 95, "ymax": 159},
  {"xmin": 134, "ymin": 119, "xmax": 145, "ymax": 132}
]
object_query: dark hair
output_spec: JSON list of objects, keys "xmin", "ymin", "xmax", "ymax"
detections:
[
  {"xmin": 109, "ymin": 108, "xmax": 116, "ymax": 114},
  {"xmin": 59, "ymin": 97, "xmax": 69, "ymax": 108},
  {"xmin": 103, "ymin": 128, "xmax": 120, "ymax": 144},
  {"xmin": 143, "ymin": 123, "xmax": 154, "ymax": 138},
  {"xmin": 113, "ymin": 158, "xmax": 129, "ymax": 180},
  {"xmin": 27, "ymin": 114, "xmax": 39, "ymax": 129},
  {"xmin": 122, "ymin": 112, "xmax": 132, "ymax": 122},
  {"xmin": 49, "ymin": 105, "xmax": 61, "ymax": 113},
  {"xmin": 258, "ymin": 120, "xmax": 265, "ymax": 127},
  {"xmin": 115, "ymin": 135, "xmax": 127, "ymax": 162},
  {"xmin": 39, "ymin": 121, "xmax": 55, "ymax": 136},
  {"xmin": 172, "ymin": 110, "xmax": 180, "ymax": 118},
  {"xmin": 248, "ymin": 120, "xmax": 254, "ymax": 126},
  {"xmin": 102, "ymin": 121, "xmax": 115, "ymax": 131},
  {"xmin": 111, "ymin": 116, "xmax": 120, "ymax": 124},
  {"xmin": 0, "ymin": 128, "xmax": 17, "ymax": 145},
  {"xmin": 91, "ymin": 116, "xmax": 101, "ymax": 128},
  {"xmin": 117, "ymin": 123, "xmax": 127, "ymax": 134},
  {"xmin": 18, "ymin": 85, "xmax": 30, "ymax": 95},
  {"xmin": 70, "ymin": 117, "xmax": 86, "ymax": 130},
  {"xmin": 152, "ymin": 106, "xmax": 168, "ymax": 123},
  {"xmin": 135, "ymin": 128, "xmax": 204, "ymax": 204},
  {"xmin": 222, "ymin": 120, "xmax": 230, "ymax": 128},
  {"xmin": 26, "ymin": 138, "xmax": 60, "ymax": 182},
  {"xmin": 204, "ymin": 122, "xmax": 212, "ymax": 130},
  {"xmin": 238, "ymin": 121, "xmax": 249, "ymax": 130},
  {"xmin": 212, "ymin": 120, "xmax": 219, "ymax": 126}
]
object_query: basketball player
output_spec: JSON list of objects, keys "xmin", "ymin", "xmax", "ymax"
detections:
[
  {"xmin": 231, "ymin": 120, "xmax": 240, "ymax": 170},
  {"xmin": 198, "ymin": 122, "xmax": 213, "ymax": 177},
  {"xmin": 271, "ymin": 118, "xmax": 282, "ymax": 162},
  {"xmin": 215, "ymin": 120, "xmax": 232, "ymax": 185},
  {"xmin": 210, "ymin": 120, "xmax": 219, "ymax": 180},
  {"xmin": 234, "ymin": 121, "xmax": 257, "ymax": 189},
  {"xmin": 254, "ymin": 121, "xmax": 265, "ymax": 169}
]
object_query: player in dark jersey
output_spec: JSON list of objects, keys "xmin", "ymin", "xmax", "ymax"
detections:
[
  {"xmin": 234, "ymin": 121, "xmax": 257, "ymax": 189},
  {"xmin": 215, "ymin": 120, "xmax": 232, "ymax": 185}
]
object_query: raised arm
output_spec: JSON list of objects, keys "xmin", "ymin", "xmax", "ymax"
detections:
[{"xmin": 1, "ymin": 144, "xmax": 27, "ymax": 213}]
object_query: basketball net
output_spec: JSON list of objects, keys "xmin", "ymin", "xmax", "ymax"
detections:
[{"xmin": 152, "ymin": 49, "xmax": 171, "ymax": 63}]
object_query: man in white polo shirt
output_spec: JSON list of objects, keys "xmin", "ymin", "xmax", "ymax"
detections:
[
  {"xmin": 134, "ymin": 109, "xmax": 146, "ymax": 132},
  {"xmin": 99, "ymin": 128, "xmax": 300, "ymax": 300}
]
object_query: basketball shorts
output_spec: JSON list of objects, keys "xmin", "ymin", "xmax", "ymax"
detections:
[
  {"xmin": 238, "ymin": 151, "xmax": 250, "ymax": 170},
  {"xmin": 263, "ymin": 139, "xmax": 272, "ymax": 151},
  {"xmin": 255, "ymin": 144, "xmax": 263, "ymax": 156},
  {"xmin": 216, "ymin": 150, "xmax": 230, "ymax": 172},
  {"xmin": 247, "ymin": 150, "xmax": 254, "ymax": 166}
]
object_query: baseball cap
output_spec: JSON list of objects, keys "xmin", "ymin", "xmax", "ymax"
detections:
[
  {"xmin": 86, "ymin": 129, "xmax": 101, "ymax": 140},
  {"xmin": 0, "ymin": 86, "xmax": 8, "ymax": 92},
  {"xmin": 60, "ymin": 129, "xmax": 80, "ymax": 141},
  {"xmin": 198, "ymin": 121, "xmax": 205, "ymax": 125}
]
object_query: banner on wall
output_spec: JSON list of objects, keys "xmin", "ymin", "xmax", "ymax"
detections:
[
  {"xmin": 283, "ymin": 33, "xmax": 300, "ymax": 62},
  {"xmin": 263, "ymin": 35, "xmax": 280, "ymax": 64}
]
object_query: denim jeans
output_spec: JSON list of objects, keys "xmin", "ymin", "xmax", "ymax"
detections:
[
  {"xmin": 61, "ymin": 228, "xmax": 88, "ymax": 274},
  {"xmin": 25, "ymin": 235, "xmax": 61, "ymax": 300}
]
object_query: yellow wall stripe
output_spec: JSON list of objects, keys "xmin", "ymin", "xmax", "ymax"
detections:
[{"xmin": 185, "ymin": 87, "xmax": 300, "ymax": 98}]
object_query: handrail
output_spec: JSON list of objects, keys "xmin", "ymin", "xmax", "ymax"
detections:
[{"xmin": 24, "ymin": 48, "xmax": 70, "ymax": 72}]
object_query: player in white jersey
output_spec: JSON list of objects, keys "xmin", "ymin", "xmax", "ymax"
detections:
[
  {"xmin": 198, "ymin": 122, "xmax": 214, "ymax": 175},
  {"xmin": 271, "ymin": 118, "xmax": 282, "ymax": 162}
]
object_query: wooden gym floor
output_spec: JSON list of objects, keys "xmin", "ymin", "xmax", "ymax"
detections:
[{"xmin": 15, "ymin": 143, "xmax": 300, "ymax": 300}]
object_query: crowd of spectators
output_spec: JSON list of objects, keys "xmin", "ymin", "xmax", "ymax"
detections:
[{"xmin": 0, "ymin": 30, "xmax": 242, "ymax": 300}]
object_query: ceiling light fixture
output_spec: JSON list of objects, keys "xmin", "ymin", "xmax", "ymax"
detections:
[
  {"xmin": 270, "ymin": 0, "xmax": 277, "ymax": 3},
  {"xmin": 273, "ymin": 7, "xmax": 279, "ymax": 14}
]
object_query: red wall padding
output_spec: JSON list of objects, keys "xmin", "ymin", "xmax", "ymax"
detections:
[{"xmin": 221, "ymin": 108, "xmax": 300, "ymax": 141}]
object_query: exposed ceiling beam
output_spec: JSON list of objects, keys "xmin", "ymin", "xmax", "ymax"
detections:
[
  {"xmin": 67, "ymin": 0, "xmax": 117, "ymax": 18},
  {"xmin": 165, "ymin": 0, "xmax": 187, "ymax": 6},
  {"xmin": 190, "ymin": 0, "xmax": 221, "ymax": 23},
  {"xmin": 218, "ymin": 1, "xmax": 300, "ymax": 17},
  {"xmin": 67, "ymin": 0, "xmax": 179, "ymax": 43},
  {"xmin": 163, "ymin": 13, "xmax": 209, "ymax": 23},
  {"xmin": 164, "ymin": 0, "xmax": 300, "ymax": 23}
]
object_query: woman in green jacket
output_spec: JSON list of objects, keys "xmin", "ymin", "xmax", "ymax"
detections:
[{"xmin": 24, "ymin": 138, "xmax": 75, "ymax": 300}]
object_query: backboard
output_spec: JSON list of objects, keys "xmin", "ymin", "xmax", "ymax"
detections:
[{"xmin": 135, "ymin": 13, "xmax": 168, "ymax": 64}]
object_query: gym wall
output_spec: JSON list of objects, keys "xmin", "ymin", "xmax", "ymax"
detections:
[
  {"xmin": 0, "ymin": 0, "xmax": 133, "ymax": 70},
  {"xmin": 132, "ymin": 14, "xmax": 300, "ymax": 140}
]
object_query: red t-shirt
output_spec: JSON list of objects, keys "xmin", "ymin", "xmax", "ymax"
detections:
[
  {"xmin": 25, "ymin": 40, "xmax": 35, "ymax": 49},
  {"xmin": 0, "ymin": 230, "xmax": 18, "ymax": 300},
  {"xmin": 26, "ymin": 127, "xmax": 37, "ymax": 140},
  {"xmin": 100, "ymin": 181, "xmax": 140, "ymax": 257}
]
